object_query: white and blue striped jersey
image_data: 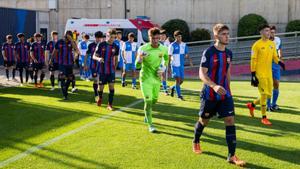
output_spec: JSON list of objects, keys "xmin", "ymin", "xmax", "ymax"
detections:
[
  {"xmin": 122, "ymin": 41, "xmax": 138, "ymax": 64},
  {"xmin": 168, "ymin": 42, "xmax": 188, "ymax": 67},
  {"xmin": 78, "ymin": 40, "xmax": 90, "ymax": 56}
]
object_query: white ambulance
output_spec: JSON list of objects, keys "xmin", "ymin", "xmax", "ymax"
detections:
[{"xmin": 65, "ymin": 17, "xmax": 158, "ymax": 45}]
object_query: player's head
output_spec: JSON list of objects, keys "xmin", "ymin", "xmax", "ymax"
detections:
[
  {"xmin": 160, "ymin": 29, "xmax": 167, "ymax": 41},
  {"xmin": 213, "ymin": 23, "xmax": 230, "ymax": 45},
  {"xmin": 17, "ymin": 33, "xmax": 25, "ymax": 41},
  {"xmin": 270, "ymin": 25, "xmax": 276, "ymax": 41},
  {"xmin": 94, "ymin": 31, "xmax": 104, "ymax": 42},
  {"xmin": 83, "ymin": 34, "xmax": 90, "ymax": 41},
  {"xmin": 34, "ymin": 33, "xmax": 42, "ymax": 42},
  {"xmin": 128, "ymin": 32, "xmax": 135, "ymax": 42},
  {"xmin": 64, "ymin": 30, "xmax": 73, "ymax": 40},
  {"xmin": 6, "ymin": 35, "xmax": 13, "ymax": 43},
  {"xmin": 259, "ymin": 24, "xmax": 270, "ymax": 39},
  {"xmin": 174, "ymin": 30, "xmax": 182, "ymax": 42},
  {"xmin": 106, "ymin": 29, "xmax": 117, "ymax": 43},
  {"xmin": 148, "ymin": 27, "xmax": 161, "ymax": 47},
  {"xmin": 116, "ymin": 30, "xmax": 122, "ymax": 40},
  {"xmin": 51, "ymin": 31, "xmax": 58, "ymax": 41}
]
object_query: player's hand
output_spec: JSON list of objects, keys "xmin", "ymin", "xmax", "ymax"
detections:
[
  {"xmin": 98, "ymin": 57, "xmax": 104, "ymax": 63},
  {"xmin": 212, "ymin": 85, "xmax": 226, "ymax": 95},
  {"xmin": 3, "ymin": 57, "xmax": 7, "ymax": 61},
  {"xmin": 34, "ymin": 59, "xmax": 38, "ymax": 63},
  {"xmin": 66, "ymin": 34, "xmax": 73, "ymax": 41},
  {"xmin": 251, "ymin": 72, "xmax": 259, "ymax": 87},
  {"xmin": 278, "ymin": 61, "xmax": 285, "ymax": 71}
]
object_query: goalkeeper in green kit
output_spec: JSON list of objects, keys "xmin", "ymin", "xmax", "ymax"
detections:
[{"xmin": 135, "ymin": 27, "xmax": 169, "ymax": 133}]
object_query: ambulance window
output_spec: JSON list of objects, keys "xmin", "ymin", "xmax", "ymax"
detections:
[
  {"xmin": 120, "ymin": 29, "xmax": 137, "ymax": 42},
  {"xmin": 141, "ymin": 29, "xmax": 149, "ymax": 42}
]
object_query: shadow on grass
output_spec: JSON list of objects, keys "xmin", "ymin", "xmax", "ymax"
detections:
[{"xmin": 3, "ymin": 138, "xmax": 118, "ymax": 169}]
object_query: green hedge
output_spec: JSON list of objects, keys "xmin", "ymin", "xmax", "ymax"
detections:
[
  {"xmin": 190, "ymin": 28, "xmax": 211, "ymax": 42},
  {"xmin": 238, "ymin": 13, "xmax": 268, "ymax": 37},
  {"xmin": 161, "ymin": 19, "xmax": 190, "ymax": 42},
  {"xmin": 286, "ymin": 20, "xmax": 300, "ymax": 32}
]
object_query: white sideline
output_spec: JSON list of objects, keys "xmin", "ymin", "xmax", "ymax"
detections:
[{"xmin": 0, "ymin": 99, "xmax": 143, "ymax": 168}]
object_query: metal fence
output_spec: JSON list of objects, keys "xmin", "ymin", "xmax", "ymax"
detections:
[{"xmin": 187, "ymin": 31, "xmax": 300, "ymax": 65}]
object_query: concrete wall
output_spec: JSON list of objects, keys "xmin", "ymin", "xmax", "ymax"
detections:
[{"xmin": 1, "ymin": 0, "xmax": 300, "ymax": 39}]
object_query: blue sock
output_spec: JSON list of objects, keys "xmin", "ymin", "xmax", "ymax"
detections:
[
  {"xmin": 122, "ymin": 77, "xmax": 125, "ymax": 83},
  {"xmin": 175, "ymin": 85, "xmax": 181, "ymax": 97},
  {"xmin": 272, "ymin": 89, "xmax": 279, "ymax": 106},
  {"xmin": 162, "ymin": 81, "xmax": 167, "ymax": 91},
  {"xmin": 226, "ymin": 125, "xmax": 236, "ymax": 157},
  {"xmin": 132, "ymin": 78, "xmax": 136, "ymax": 86},
  {"xmin": 80, "ymin": 68, "xmax": 83, "ymax": 76},
  {"xmin": 267, "ymin": 98, "xmax": 271, "ymax": 108}
]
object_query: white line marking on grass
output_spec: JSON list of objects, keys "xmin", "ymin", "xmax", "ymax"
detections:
[{"xmin": 0, "ymin": 99, "xmax": 143, "ymax": 168}]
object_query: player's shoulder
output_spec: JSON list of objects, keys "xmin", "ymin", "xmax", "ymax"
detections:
[
  {"xmin": 203, "ymin": 45, "xmax": 216, "ymax": 55},
  {"xmin": 252, "ymin": 39, "xmax": 262, "ymax": 48},
  {"xmin": 225, "ymin": 47, "xmax": 233, "ymax": 55}
]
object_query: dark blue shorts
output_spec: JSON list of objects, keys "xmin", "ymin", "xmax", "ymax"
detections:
[
  {"xmin": 91, "ymin": 68, "xmax": 98, "ymax": 78},
  {"xmin": 99, "ymin": 73, "xmax": 115, "ymax": 85},
  {"xmin": 33, "ymin": 63, "xmax": 45, "ymax": 71},
  {"xmin": 59, "ymin": 65, "xmax": 73, "ymax": 77},
  {"xmin": 4, "ymin": 61, "xmax": 15, "ymax": 67},
  {"xmin": 199, "ymin": 96, "xmax": 235, "ymax": 119},
  {"xmin": 16, "ymin": 62, "xmax": 28, "ymax": 69},
  {"xmin": 49, "ymin": 63, "xmax": 59, "ymax": 71}
]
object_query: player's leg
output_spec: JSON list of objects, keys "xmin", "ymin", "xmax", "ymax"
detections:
[
  {"xmin": 141, "ymin": 81, "xmax": 155, "ymax": 132},
  {"xmin": 107, "ymin": 73, "xmax": 116, "ymax": 110},
  {"xmin": 39, "ymin": 65, "xmax": 46, "ymax": 87},
  {"xmin": 122, "ymin": 64, "xmax": 127, "ymax": 87},
  {"xmin": 50, "ymin": 70, "xmax": 55, "ymax": 90},
  {"xmin": 193, "ymin": 98, "xmax": 214, "ymax": 154},
  {"xmin": 33, "ymin": 65, "xmax": 39, "ymax": 87},
  {"xmin": 272, "ymin": 74, "xmax": 280, "ymax": 110},
  {"xmin": 175, "ymin": 77, "xmax": 183, "ymax": 99},
  {"xmin": 97, "ymin": 74, "xmax": 105, "ymax": 106},
  {"xmin": 170, "ymin": 66, "xmax": 180, "ymax": 97},
  {"xmin": 5, "ymin": 62, "xmax": 10, "ymax": 80},
  {"xmin": 91, "ymin": 70, "xmax": 99, "ymax": 102},
  {"xmin": 71, "ymin": 72, "xmax": 77, "ymax": 93},
  {"xmin": 12, "ymin": 63, "xmax": 16, "ymax": 80},
  {"xmin": 25, "ymin": 64, "xmax": 29, "ymax": 83},
  {"xmin": 132, "ymin": 65, "xmax": 137, "ymax": 89},
  {"xmin": 79, "ymin": 55, "xmax": 84, "ymax": 80},
  {"xmin": 17, "ymin": 64, "xmax": 24, "ymax": 84}
]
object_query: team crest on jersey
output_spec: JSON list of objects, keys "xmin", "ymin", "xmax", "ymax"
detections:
[
  {"xmin": 201, "ymin": 56, "xmax": 207, "ymax": 63},
  {"xmin": 269, "ymin": 45, "xmax": 273, "ymax": 49},
  {"xmin": 159, "ymin": 53, "xmax": 163, "ymax": 58}
]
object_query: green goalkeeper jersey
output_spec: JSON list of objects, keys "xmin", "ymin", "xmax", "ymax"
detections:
[{"xmin": 135, "ymin": 43, "xmax": 169, "ymax": 83}]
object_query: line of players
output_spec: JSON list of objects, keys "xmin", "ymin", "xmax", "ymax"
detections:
[{"xmin": 1, "ymin": 28, "xmax": 193, "ymax": 106}]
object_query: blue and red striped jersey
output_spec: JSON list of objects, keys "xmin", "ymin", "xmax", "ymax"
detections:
[
  {"xmin": 55, "ymin": 39, "xmax": 74, "ymax": 66},
  {"xmin": 87, "ymin": 42, "xmax": 98, "ymax": 70},
  {"xmin": 46, "ymin": 40, "xmax": 59, "ymax": 64},
  {"xmin": 15, "ymin": 41, "xmax": 30, "ymax": 63},
  {"xmin": 95, "ymin": 41, "xmax": 119, "ymax": 74},
  {"xmin": 30, "ymin": 42, "xmax": 45, "ymax": 63},
  {"xmin": 2, "ymin": 43, "xmax": 15, "ymax": 62},
  {"xmin": 200, "ymin": 46, "xmax": 232, "ymax": 101}
]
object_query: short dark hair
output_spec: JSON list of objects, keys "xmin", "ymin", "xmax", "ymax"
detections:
[
  {"xmin": 128, "ymin": 32, "xmax": 135, "ymax": 38},
  {"xmin": 258, "ymin": 24, "xmax": 270, "ymax": 31},
  {"xmin": 107, "ymin": 29, "xmax": 117, "ymax": 35},
  {"xmin": 148, "ymin": 27, "xmax": 161, "ymax": 37},
  {"xmin": 213, "ymin": 23, "xmax": 229, "ymax": 35},
  {"xmin": 160, "ymin": 29, "xmax": 167, "ymax": 35},
  {"xmin": 116, "ymin": 30, "xmax": 122, "ymax": 34},
  {"xmin": 6, "ymin": 35, "xmax": 12, "ymax": 39},
  {"xmin": 65, "ymin": 30, "xmax": 73, "ymax": 37},
  {"xmin": 17, "ymin": 33, "xmax": 25, "ymax": 38},
  {"xmin": 94, "ymin": 31, "xmax": 104, "ymax": 38},
  {"xmin": 270, "ymin": 25, "xmax": 276, "ymax": 31},
  {"xmin": 34, "ymin": 33, "xmax": 42, "ymax": 37},
  {"xmin": 51, "ymin": 31, "xmax": 58, "ymax": 36},
  {"xmin": 84, "ymin": 34, "xmax": 90, "ymax": 40},
  {"xmin": 173, "ymin": 30, "xmax": 182, "ymax": 37}
]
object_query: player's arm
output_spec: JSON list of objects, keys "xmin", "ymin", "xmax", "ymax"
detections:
[
  {"xmin": 122, "ymin": 43, "xmax": 126, "ymax": 64},
  {"xmin": 114, "ymin": 45, "xmax": 120, "ymax": 70},
  {"xmin": 135, "ymin": 47, "xmax": 145, "ymax": 69},
  {"xmin": 273, "ymin": 43, "xmax": 285, "ymax": 70},
  {"xmin": 84, "ymin": 44, "xmax": 91, "ymax": 70},
  {"xmin": 199, "ymin": 50, "xmax": 226, "ymax": 95},
  {"xmin": 184, "ymin": 45, "xmax": 193, "ymax": 66},
  {"xmin": 92, "ymin": 44, "xmax": 103, "ymax": 63},
  {"xmin": 14, "ymin": 45, "xmax": 20, "ymax": 61},
  {"xmin": 30, "ymin": 44, "xmax": 37, "ymax": 63},
  {"xmin": 67, "ymin": 35, "xmax": 80, "ymax": 59},
  {"xmin": 250, "ymin": 43, "xmax": 259, "ymax": 87},
  {"xmin": 2, "ymin": 45, "xmax": 7, "ymax": 60}
]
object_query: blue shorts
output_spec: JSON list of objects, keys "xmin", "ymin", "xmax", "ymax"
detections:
[
  {"xmin": 99, "ymin": 73, "xmax": 115, "ymax": 85},
  {"xmin": 59, "ymin": 65, "xmax": 73, "ymax": 77},
  {"xmin": 272, "ymin": 63, "xmax": 280, "ymax": 80},
  {"xmin": 199, "ymin": 96, "xmax": 235, "ymax": 119},
  {"xmin": 124, "ymin": 63, "xmax": 136, "ymax": 71},
  {"xmin": 79, "ymin": 55, "xmax": 85, "ymax": 67},
  {"xmin": 118, "ymin": 57, "xmax": 124, "ymax": 69},
  {"xmin": 172, "ymin": 66, "xmax": 184, "ymax": 79}
]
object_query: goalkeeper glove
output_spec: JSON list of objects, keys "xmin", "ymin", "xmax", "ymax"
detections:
[
  {"xmin": 278, "ymin": 61, "xmax": 286, "ymax": 70},
  {"xmin": 251, "ymin": 72, "xmax": 259, "ymax": 87}
]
